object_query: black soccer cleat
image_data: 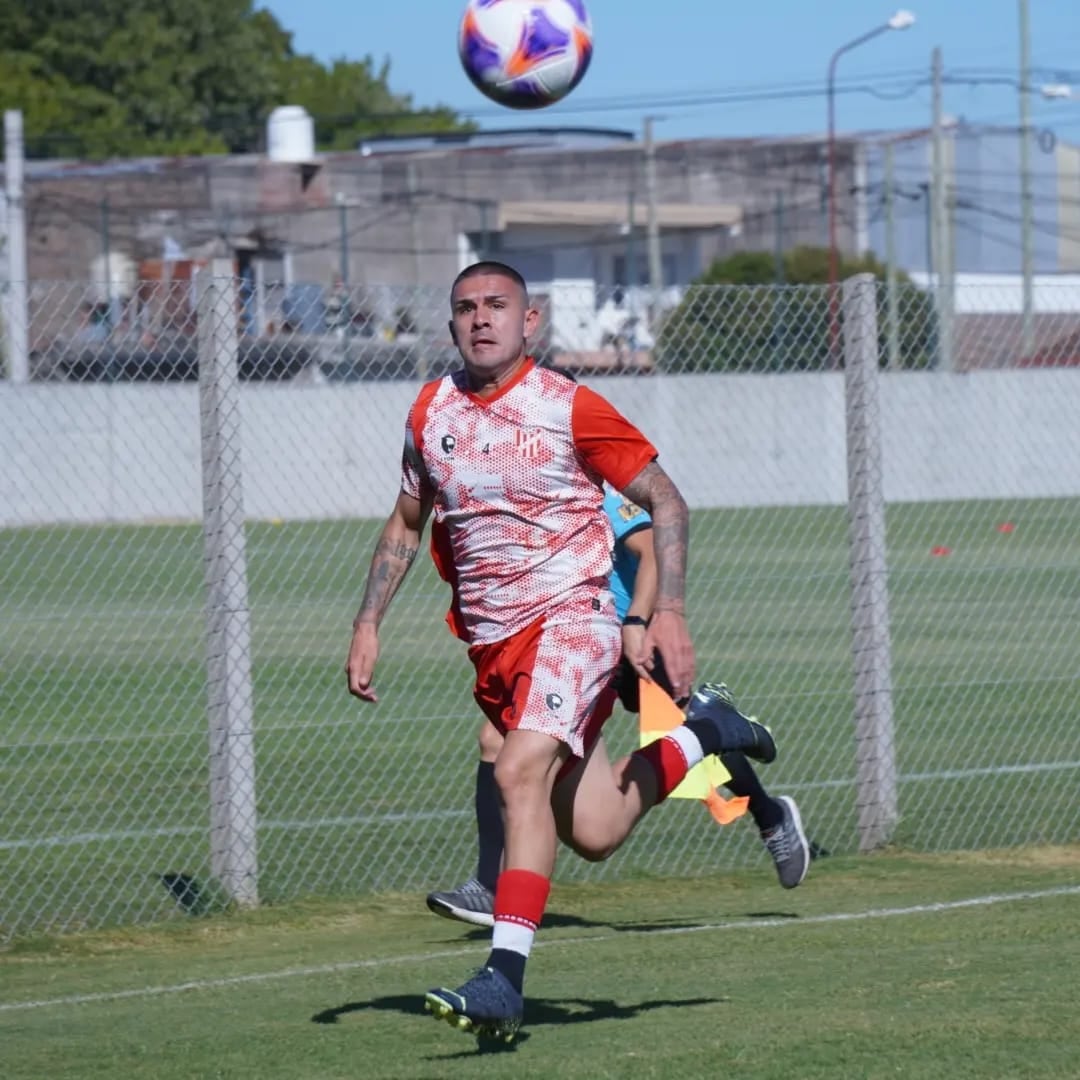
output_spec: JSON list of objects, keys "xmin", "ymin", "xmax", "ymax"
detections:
[{"xmin": 686, "ymin": 682, "xmax": 777, "ymax": 764}]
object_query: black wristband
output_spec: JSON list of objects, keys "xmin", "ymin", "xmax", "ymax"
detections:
[{"xmin": 622, "ymin": 615, "xmax": 649, "ymax": 628}]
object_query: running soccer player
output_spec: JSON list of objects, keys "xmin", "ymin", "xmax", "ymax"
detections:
[
  {"xmin": 345, "ymin": 261, "xmax": 781, "ymax": 1043},
  {"xmin": 425, "ymin": 485, "xmax": 810, "ymax": 929}
]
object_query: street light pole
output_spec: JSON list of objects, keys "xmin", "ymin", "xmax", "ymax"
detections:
[
  {"xmin": 1019, "ymin": 0, "xmax": 1034, "ymax": 356},
  {"xmin": 827, "ymin": 10, "xmax": 916, "ymax": 362}
]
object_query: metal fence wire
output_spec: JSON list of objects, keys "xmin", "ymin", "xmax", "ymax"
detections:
[
  {"xmin": 15, "ymin": 272, "xmax": 1080, "ymax": 382},
  {"xmin": 2, "ymin": 270, "xmax": 1079, "ymax": 938}
]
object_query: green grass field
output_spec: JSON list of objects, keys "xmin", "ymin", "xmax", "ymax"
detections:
[
  {"xmin": 3, "ymin": 848, "xmax": 1079, "ymax": 1079},
  {"xmin": 2, "ymin": 498, "xmax": 1079, "ymax": 939}
]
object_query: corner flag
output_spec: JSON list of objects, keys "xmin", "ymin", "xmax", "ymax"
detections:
[{"xmin": 638, "ymin": 676, "xmax": 749, "ymax": 826}]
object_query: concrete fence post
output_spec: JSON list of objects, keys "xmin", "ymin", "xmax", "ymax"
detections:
[
  {"xmin": 842, "ymin": 272, "xmax": 898, "ymax": 852},
  {"xmin": 197, "ymin": 260, "xmax": 258, "ymax": 906}
]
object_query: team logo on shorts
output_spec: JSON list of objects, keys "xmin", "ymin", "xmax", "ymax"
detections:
[
  {"xmin": 440, "ymin": 434, "xmax": 456, "ymax": 455},
  {"xmin": 545, "ymin": 692, "xmax": 563, "ymax": 712}
]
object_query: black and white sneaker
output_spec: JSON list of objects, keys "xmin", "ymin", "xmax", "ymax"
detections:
[{"xmin": 426, "ymin": 877, "xmax": 495, "ymax": 928}]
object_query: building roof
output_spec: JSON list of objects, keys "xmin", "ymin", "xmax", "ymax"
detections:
[
  {"xmin": 357, "ymin": 127, "xmax": 636, "ymax": 155},
  {"xmin": 496, "ymin": 200, "xmax": 741, "ymax": 230}
]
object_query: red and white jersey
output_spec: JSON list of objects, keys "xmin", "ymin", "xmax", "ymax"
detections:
[{"xmin": 401, "ymin": 359, "xmax": 657, "ymax": 644}]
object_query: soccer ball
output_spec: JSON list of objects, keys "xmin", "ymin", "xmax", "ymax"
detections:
[{"xmin": 458, "ymin": 0, "xmax": 594, "ymax": 110}]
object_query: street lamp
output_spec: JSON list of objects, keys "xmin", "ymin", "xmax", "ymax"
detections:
[{"xmin": 826, "ymin": 10, "xmax": 916, "ymax": 360}]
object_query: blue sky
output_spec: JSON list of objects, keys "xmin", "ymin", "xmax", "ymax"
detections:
[{"xmin": 262, "ymin": 0, "xmax": 1080, "ymax": 143}]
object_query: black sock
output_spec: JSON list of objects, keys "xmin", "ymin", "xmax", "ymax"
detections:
[
  {"xmin": 486, "ymin": 948, "xmax": 526, "ymax": 994},
  {"xmin": 721, "ymin": 752, "xmax": 783, "ymax": 831},
  {"xmin": 474, "ymin": 760, "xmax": 504, "ymax": 891}
]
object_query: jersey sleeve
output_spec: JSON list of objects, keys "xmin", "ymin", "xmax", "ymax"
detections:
[
  {"xmin": 400, "ymin": 416, "xmax": 424, "ymax": 500},
  {"xmin": 570, "ymin": 385, "xmax": 658, "ymax": 491},
  {"xmin": 603, "ymin": 486, "xmax": 652, "ymax": 544},
  {"xmin": 400, "ymin": 381, "xmax": 440, "ymax": 500}
]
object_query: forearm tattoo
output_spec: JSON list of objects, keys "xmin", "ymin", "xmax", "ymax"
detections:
[
  {"xmin": 353, "ymin": 537, "xmax": 417, "ymax": 627},
  {"xmin": 622, "ymin": 463, "xmax": 689, "ymax": 613}
]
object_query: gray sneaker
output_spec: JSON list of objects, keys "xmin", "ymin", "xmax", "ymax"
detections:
[
  {"xmin": 761, "ymin": 795, "xmax": 810, "ymax": 889},
  {"xmin": 426, "ymin": 878, "xmax": 495, "ymax": 928}
]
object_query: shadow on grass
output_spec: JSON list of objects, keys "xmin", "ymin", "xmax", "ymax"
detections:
[
  {"xmin": 447, "ymin": 911, "xmax": 716, "ymax": 942},
  {"xmin": 312, "ymin": 992, "xmax": 724, "ymax": 1054},
  {"xmin": 442, "ymin": 909, "xmax": 802, "ymax": 942}
]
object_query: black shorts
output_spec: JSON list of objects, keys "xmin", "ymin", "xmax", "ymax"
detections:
[{"xmin": 613, "ymin": 648, "xmax": 679, "ymax": 713}]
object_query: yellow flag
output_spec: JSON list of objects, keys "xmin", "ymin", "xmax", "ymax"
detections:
[{"xmin": 638, "ymin": 676, "xmax": 749, "ymax": 824}]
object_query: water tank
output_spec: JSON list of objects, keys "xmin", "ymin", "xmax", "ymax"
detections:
[{"xmin": 266, "ymin": 105, "xmax": 315, "ymax": 164}]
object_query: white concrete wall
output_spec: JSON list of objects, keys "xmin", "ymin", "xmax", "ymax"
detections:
[{"xmin": 2, "ymin": 371, "xmax": 1078, "ymax": 527}]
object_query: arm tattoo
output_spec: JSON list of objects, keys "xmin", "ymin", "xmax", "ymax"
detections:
[
  {"xmin": 622, "ymin": 462, "xmax": 689, "ymax": 614},
  {"xmin": 353, "ymin": 536, "xmax": 418, "ymax": 628}
]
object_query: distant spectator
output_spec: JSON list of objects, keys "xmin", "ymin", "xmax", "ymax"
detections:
[
  {"xmin": 596, "ymin": 287, "xmax": 630, "ymax": 369},
  {"xmin": 71, "ymin": 302, "xmax": 110, "ymax": 345},
  {"xmin": 325, "ymin": 276, "xmax": 352, "ymax": 333}
]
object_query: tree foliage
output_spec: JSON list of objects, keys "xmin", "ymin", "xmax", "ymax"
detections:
[
  {"xmin": 273, "ymin": 54, "xmax": 466, "ymax": 151},
  {"xmin": 658, "ymin": 246, "xmax": 936, "ymax": 372},
  {"xmin": 0, "ymin": 0, "xmax": 469, "ymax": 158}
]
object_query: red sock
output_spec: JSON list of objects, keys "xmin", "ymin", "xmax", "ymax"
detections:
[
  {"xmin": 635, "ymin": 735, "xmax": 692, "ymax": 802},
  {"xmin": 494, "ymin": 868, "xmax": 551, "ymax": 930}
]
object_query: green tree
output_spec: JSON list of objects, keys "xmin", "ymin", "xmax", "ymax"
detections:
[
  {"xmin": 658, "ymin": 246, "xmax": 936, "ymax": 372},
  {"xmin": 0, "ymin": 0, "xmax": 469, "ymax": 157}
]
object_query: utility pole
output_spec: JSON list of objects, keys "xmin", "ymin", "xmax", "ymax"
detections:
[
  {"xmin": 100, "ymin": 195, "xmax": 114, "ymax": 329},
  {"xmin": 931, "ymin": 47, "xmax": 953, "ymax": 371},
  {"xmin": 335, "ymin": 192, "xmax": 348, "ymax": 284},
  {"xmin": 773, "ymin": 190, "xmax": 786, "ymax": 370},
  {"xmin": 406, "ymin": 163, "xmax": 424, "ymax": 376},
  {"xmin": 643, "ymin": 116, "xmax": 663, "ymax": 323},
  {"xmin": 406, "ymin": 162, "xmax": 423, "ymax": 287},
  {"xmin": 773, "ymin": 190, "xmax": 785, "ymax": 285},
  {"xmin": 478, "ymin": 201, "xmax": 490, "ymax": 260},
  {"xmin": 1019, "ymin": 0, "xmax": 1034, "ymax": 355},
  {"xmin": 4, "ymin": 109, "xmax": 28, "ymax": 383},
  {"xmin": 819, "ymin": 149, "xmax": 830, "ymax": 246},
  {"xmin": 884, "ymin": 142, "xmax": 901, "ymax": 370}
]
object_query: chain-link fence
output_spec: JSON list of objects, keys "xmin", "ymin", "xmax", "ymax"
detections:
[
  {"xmin": 11, "ymin": 272, "xmax": 1080, "ymax": 384},
  {"xmin": 2, "ymin": 271, "xmax": 1079, "ymax": 939}
]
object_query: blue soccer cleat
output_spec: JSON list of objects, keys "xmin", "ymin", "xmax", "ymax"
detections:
[{"xmin": 424, "ymin": 966, "xmax": 523, "ymax": 1042}]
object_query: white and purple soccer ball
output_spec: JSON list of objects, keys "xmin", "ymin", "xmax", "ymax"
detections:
[{"xmin": 458, "ymin": 0, "xmax": 593, "ymax": 110}]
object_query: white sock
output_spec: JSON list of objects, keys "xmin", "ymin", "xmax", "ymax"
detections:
[
  {"xmin": 492, "ymin": 919, "xmax": 536, "ymax": 958},
  {"xmin": 666, "ymin": 725, "xmax": 705, "ymax": 769}
]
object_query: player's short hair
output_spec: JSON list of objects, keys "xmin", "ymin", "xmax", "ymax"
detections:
[{"xmin": 451, "ymin": 261, "xmax": 529, "ymax": 302}]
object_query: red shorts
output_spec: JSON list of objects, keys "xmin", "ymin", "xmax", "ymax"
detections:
[{"xmin": 468, "ymin": 602, "xmax": 621, "ymax": 763}]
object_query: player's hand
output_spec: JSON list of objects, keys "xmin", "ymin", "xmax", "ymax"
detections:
[
  {"xmin": 345, "ymin": 622, "xmax": 380, "ymax": 702},
  {"xmin": 644, "ymin": 609, "xmax": 695, "ymax": 702},
  {"xmin": 621, "ymin": 624, "xmax": 652, "ymax": 682}
]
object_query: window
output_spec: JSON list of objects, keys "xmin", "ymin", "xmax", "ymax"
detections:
[{"xmin": 612, "ymin": 253, "xmax": 678, "ymax": 288}]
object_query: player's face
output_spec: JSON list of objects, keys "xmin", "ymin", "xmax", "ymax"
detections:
[{"xmin": 449, "ymin": 273, "xmax": 539, "ymax": 381}]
